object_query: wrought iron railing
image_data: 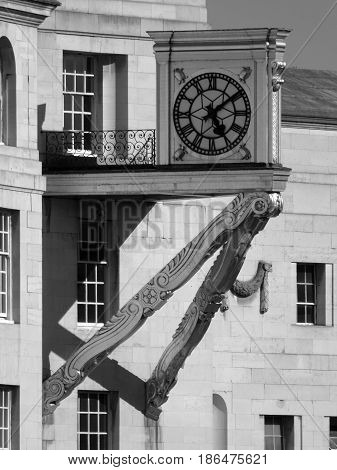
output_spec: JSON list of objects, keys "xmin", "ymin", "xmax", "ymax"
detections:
[{"xmin": 42, "ymin": 130, "xmax": 156, "ymax": 168}]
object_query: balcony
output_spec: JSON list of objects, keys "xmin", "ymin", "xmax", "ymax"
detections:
[
  {"xmin": 41, "ymin": 130, "xmax": 156, "ymax": 172},
  {"xmin": 41, "ymin": 129, "xmax": 290, "ymax": 198}
]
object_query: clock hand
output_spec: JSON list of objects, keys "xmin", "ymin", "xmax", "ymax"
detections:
[
  {"xmin": 214, "ymin": 97, "xmax": 232, "ymax": 114},
  {"xmin": 203, "ymin": 105, "xmax": 226, "ymax": 136}
]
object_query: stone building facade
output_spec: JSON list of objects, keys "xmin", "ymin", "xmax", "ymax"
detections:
[{"xmin": 0, "ymin": 0, "xmax": 336, "ymax": 451}]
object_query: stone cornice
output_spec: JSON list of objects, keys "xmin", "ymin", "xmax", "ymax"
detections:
[
  {"xmin": 0, "ymin": 0, "xmax": 60, "ymax": 27},
  {"xmin": 148, "ymin": 28, "xmax": 291, "ymax": 55},
  {"xmin": 44, "ymin": 165, "xmax": 291, "ymax": 197}
]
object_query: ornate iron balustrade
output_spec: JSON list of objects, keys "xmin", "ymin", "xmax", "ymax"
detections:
[{"xmin": 43, "ymin": 130, "xmax": 156, "ymax": 168}]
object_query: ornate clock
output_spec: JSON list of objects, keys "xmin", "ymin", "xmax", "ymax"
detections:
[{"xmin": 173, "ymin": 72, "xmax": 251, "ymax": 156}]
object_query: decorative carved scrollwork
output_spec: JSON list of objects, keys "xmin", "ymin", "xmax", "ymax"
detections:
[
  {"xmin": 43, "ymin": 192, "xmax": 282, "ymax": 416},
  {"xmin": 272, "ymin": 61, "xmax": 286, "ymax": 92},
  {"xmin": 228, "ymin": 261, "xmax": 272, "ymax": 313},
  {"xmin": 238, "ymin": 66, "xmax": 252, "ymax": 84},
  {"xmin": 174, "ymin": 68, "xmax": 188, "ymax": 85},
  {"xmin": 173, "ymin": 144, "xmax": 188, "ymax": 161},
  {"xmin": 145, "ymin": 195, "xmax": 282, "ymax": 419}
]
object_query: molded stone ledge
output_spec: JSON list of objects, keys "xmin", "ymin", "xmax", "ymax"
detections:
[
  {"xmin": 0, "ymin": 0, "xmax": 60, "ymax": 27},
  {"xmin": 45, "ymin": 165, "xmax": 290, "ymax": 197}
]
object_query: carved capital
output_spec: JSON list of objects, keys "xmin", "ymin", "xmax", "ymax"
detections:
[{"xmin": 272, "ymin": 61, "xmax": 286, "ymax": 92}]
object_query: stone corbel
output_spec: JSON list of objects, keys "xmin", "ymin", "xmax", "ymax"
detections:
[
  {"xmin": 43, "ymin": 192, "xmax": 282, "ymax": 416},
  {"xmin": 221, "ymin": 261, "xmax": 272, "ymax": 314},
  {"xmin": 145, "ymin": 195, "xmax": 281, "ymax": 420}
]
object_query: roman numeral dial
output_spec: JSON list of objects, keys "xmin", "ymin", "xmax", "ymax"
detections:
[{"xmin": 173, "ymin": 72, "xmax": 251, "ymax": 156}]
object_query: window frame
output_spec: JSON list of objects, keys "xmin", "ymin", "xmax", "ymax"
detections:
[
  {"xmin": 330, "ymin": 417, "xmax": 337, "ymax": 449},
  {"xmin": 0, "ymin": 210, "xmax": 11, "ymax": 321},
  {"xmin": 296, "ymin": 263, "xmax": 317, "ymax": 325},
  {"xmin": 0, "ymin": 385, "xmax": 19, "ymax": 450},
  {"xmin": 0, "ymin": 386, "xmax": 11, "ymax": 449},
  {"xmin": 77, "ymin": 391, "xmax": 119, "ymax": 450},
  {"xmin": 264, "ymin": 415, "xmax": 294, "ymax": 450},
  {"xmin": 63, "ymin": 53, "xmax": 96, "ymax": 155},
  {"xmin": 77, "ymin": 202, "xmax": 106, "ymax": 326},
  {"xmin": 295, "ymin": 262, "xmax": 333, "ymax": 326}
]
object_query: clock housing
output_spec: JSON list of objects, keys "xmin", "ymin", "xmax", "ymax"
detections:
[{"xmin": 148, "ymin": 28, "xmax": 291, "ymax": 166}]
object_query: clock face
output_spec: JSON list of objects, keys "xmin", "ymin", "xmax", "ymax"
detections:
[{"xmin": 173, "ymin": 72, "xmax": 251, "ymax": 156}]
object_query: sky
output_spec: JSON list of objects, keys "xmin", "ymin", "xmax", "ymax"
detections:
[{"xmin": 206, "ymin": 0, "xmax": 337, "ymax": 70}]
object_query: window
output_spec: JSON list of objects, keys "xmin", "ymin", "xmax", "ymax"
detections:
[
  {"xmin": 0, "ymin": 37, "xmax": 16, "ymax": 146},
  {"xmin": 63, "ymin": 54, "xmax": 95, "ymax": 153},
  {"xmin": 77, "ymin": 391, "xmax": 119, "ymax": 450},
  {"xmin": 0, "ymin": 386, "xmax": 19, "ymax": 450},
  {"xmin": 0, "ymin": 211, "xmax": 10, "ymax": 320},
  {"xmin": 297, "ymin": 264, "xmax": 316, "ymax": 324},
  {"xmin": 264, "ymin": 416, "xmax": 294, "ymax": 450},
  {"xmin": 330, "ymin": 418, "xmax": 337, "ymax": 449},
  {"xmin": 296, "ymin": 263, "xmax": 333, "ymax": 325},
  {"xmin": 77, "ymin": 201, "xmax": 106, "ymax": 324}
]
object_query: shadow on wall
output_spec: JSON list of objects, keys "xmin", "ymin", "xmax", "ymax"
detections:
[
  {"xmin": 213, "ymin": 393, "xmax": 228, "ymax": 450},
  {"xmin": 42, "ymin": 196, "xmax": 155, "ymax": 414}
]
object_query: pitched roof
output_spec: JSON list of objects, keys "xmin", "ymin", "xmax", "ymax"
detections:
[{"xmin": 282, "ymin": 68, "xmax": 337, "ymax": 126}]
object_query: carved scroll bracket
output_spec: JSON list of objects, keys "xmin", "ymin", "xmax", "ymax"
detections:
[
  {"xmin": 43, "ymin": 192, "xmax": 282, "ymax": 416},
  {"xmin": 145, "ymin": 193, "xmax": 282, "ymax": 420},
  {"xmin": 221, "ymin": 261, "xmax": 272, "ymax": 314}
]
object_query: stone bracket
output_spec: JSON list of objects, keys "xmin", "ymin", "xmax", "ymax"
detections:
[
  {"xmin": 43, "ymin": 192, "xmax": 282, "ymax": 417},
  {"xmin": 144, "ymin": 198, "xmax": 281, "ymax": 420}
]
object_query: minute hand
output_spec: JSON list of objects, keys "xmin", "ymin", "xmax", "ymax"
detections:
[{"xmin": 214, "ymin": 91, "xmax": 242, "ymax": 114}]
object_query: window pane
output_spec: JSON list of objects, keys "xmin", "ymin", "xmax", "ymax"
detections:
[
  {"xmin": 76, "ymin": 76, "xmax": 84, "ymax": 93},
  {"xmin": 297, "ymin": 264, "xmax": 305, "ymax": 283},
  {"xmin": 64, "ymin": 113, "xmax": 72, "ymax": 130},
  {"xmin": 79, "ymin": 414, "xmax": 88, "ymax": 432},
  {"xmin": 86, "ymin": 57, "xmax": 93, "ymax": 74},
  {"xmin": 306, "ymin": 305, "xmax": 315, "ymax": 324},
  {"xmin": 90, "ymin": 434, "xmax": 98, "ymax": 450},
  {"xmin": 274, "ymin": 436, "xmax": 282, "ymax": 450},
  {"xmin": 84, "ymin": 115, "xmax": 91, "ymax": 132},
  {"xmin": 100, "ymin": 435, "xmax": 108, "ymax": 450},
  {"xmin": 65, "ymin": 75, "xmax": 74, "ymax": 92},
  {"xmin": 77, "ymin": 304, "xmax": 86, "ymax": 323},
  {"xmin": 265, "ymin": 437, "xmax": 274, "ymax": 450},
  {"xmin": 84, "ymin": 96, "xmax": 92, "ymax": 112},
  {"xmin": 99, "ymin": 414, "xmax": 107, "ymax": 432},
  {"xmin": 97, "ymin": 305, "xmax": 104, "ymax": 323},
  {"xmin": 87, "ymin": 284, "xmax": 95, "ymax": 303},
  {"xmin": 87, "ymin": 265, "xmax": 95, "ymax": 282},
  {"xmin": 77, "ymin": 264, "xmax": 86, "ymax": 282},
  {"xmin": 305, "ymin": 266, "xmax": 314, "ymax": 283},
  {"xmin": 97, "ymin": 265, "xmax": 104, "ymax": 282},
  {"xmin": 64, "ymin": 94, "xmax": 72, "ymax": 111},
  {"xmin": 89, "ymin": 395, "xmax": 98, "ymax": 412},
  {"xmin": 297, "ymin": 284, "xmax": 305, "ymax": 303},
  {"xmin": 297, "ymin": 305, "xmax": 305, "ymax": 323},
  {"xmin": 87, "ymin": 305, "xmax": 96, "ymax": 323},
  {"xmin": 97, "ymin": 284, "xmax": 104, "ymax": 303},
  {"xmin": 74, "ymin": 96, "xmax": 83, "ymax": 112},
  {"xmin": 90, "ymin": 414, "xmax": 98, "ymax": 432},
  {"xmin": 74, "ymin": 114, "xmax": 82, "ymax": 131},
  {"xmin": 77, "ymin": 284, "xmax": 85, "ymax": 302},
  {"xmin": 307, "ymin": 285, "xmax": 315, "ymax": 303},
  {"xmin": 79, "ymin": 394, "xmax": 88, "ymax": 412},
  {"xmin": 79, "ymin": 434, "xmax": 88, "ymax": 450}
]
